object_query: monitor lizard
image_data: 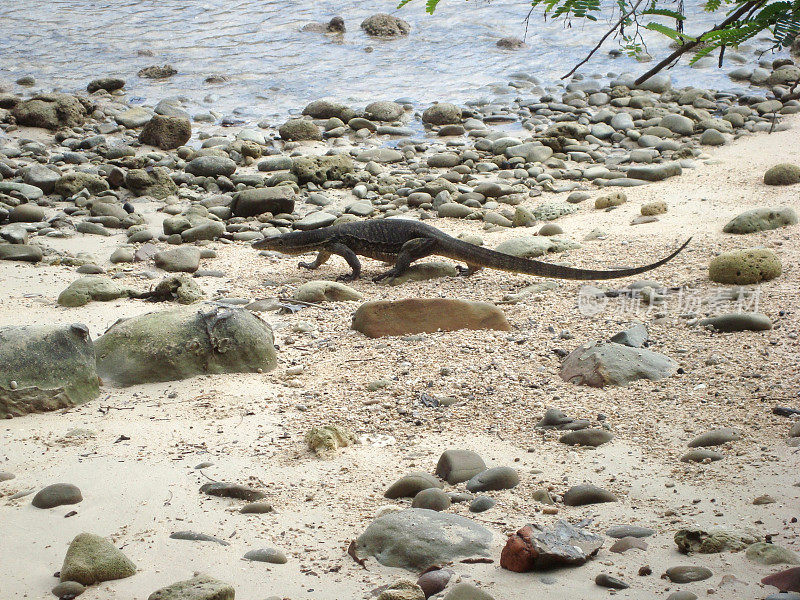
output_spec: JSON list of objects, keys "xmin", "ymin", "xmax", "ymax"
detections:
[{"xmin": 252, "ymin": 218, "xmax": 690, "ymax": 282}]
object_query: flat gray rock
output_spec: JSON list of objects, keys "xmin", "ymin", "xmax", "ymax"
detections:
[
  {"xmin": 356, "ymin": 508, "xmax": 492, "ymax": 570},
  {"xmin": 688, "ymin": 427, "xmax": 741, "ymax": 447},
  {"xmin": 698, "ymin": 312, "xmax": 772, "ymax": 332},
  {"xmin": 560, "ymin": 340, "xmax": 677, "ymax": 387}
]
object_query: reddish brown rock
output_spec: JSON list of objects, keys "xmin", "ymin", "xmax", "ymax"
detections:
[
  {"xmin": 351, "ymin": 298, "xmax": 510, "ymax": 338},
  {"xmin": 500, "ymin": 520, "xmax": 603, "ymax": 572},
  {"xmin": 762, "ymin": 567, "xmax": 800, "ymax": 592}
]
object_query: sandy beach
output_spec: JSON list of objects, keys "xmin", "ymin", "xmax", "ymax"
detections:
[{"xmin": 1, "ymin": 67, "xmax": 800, "ymax": 600}]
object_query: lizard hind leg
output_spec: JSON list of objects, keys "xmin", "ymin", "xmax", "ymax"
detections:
[{"xmin": 372, "ymin": 238, "xmax": 437, "ymax": 282}]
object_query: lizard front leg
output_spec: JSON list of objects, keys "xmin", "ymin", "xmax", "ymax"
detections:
[
  {"xmin": 373, "ymin": 238, "xmax": 437, "ymax": 282},
  {"xmin": 299, "ymin": 251, "xmax": 331, "ymax": 271},
  {"xmin": 327, "ymin": 242, "xmax": 362, "ymax": 281}
]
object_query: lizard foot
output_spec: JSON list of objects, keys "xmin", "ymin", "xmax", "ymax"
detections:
[
  {"xmin": 335, "ymin": 273, "xmax": 358, "ymax": 282},
  {"xmin": 298, "ymin": 261, "xmax": 316, "ymax": 270},
  {"xmin": 372, "ymin": 271, "xmax": 397, "ymax": 283}
]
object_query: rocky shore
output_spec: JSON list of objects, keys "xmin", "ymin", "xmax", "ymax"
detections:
[{"xmin": 0, "ymin": 55, "xmax": 799, "ymax": 600}]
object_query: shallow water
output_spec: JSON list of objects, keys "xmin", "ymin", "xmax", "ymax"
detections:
[{"xmin": 0, "ymin": 0, "xmax": 783, "ymax": 120}]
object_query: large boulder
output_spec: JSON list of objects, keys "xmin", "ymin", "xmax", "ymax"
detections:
[
  {"xmin": 231, "ymin": 186, "xmax": 295, "ymax": 217},
  {"xmin": 0, "ymin": 323, "xmax": 99, "ymax": 418},
  {"xmin": 60, "ymin": 533, "xmax": 136, "ymax": 585},
  {"xmin": 278, "ymin": 118, "xmax": 322, "ymax": 141},
  {"xmin": 723, "ymin": 207, "xmax": 797, "ymax": 234},
  {"xmin": 94, "ymin": 305, "xmax": 277, "ymax": 386},
  {"xmin": 361, "ymin": 13, "xmax": 411, "ymax": 37},
  {"xmin": 352, "ymin": 299, "xmax": 510, "ymax": 337},
  {"xmin": 148, "ymin": 575, "xmax": 235, "ymax": 600},
  {"xmin": 139, "ymin": 115, "xmax": 191, "ymax": 150},
  {"xmin": 560, "ymin": 340, "xmax": 677, "ymax": 387},
  {"xmin": 356, "ymin": 509, "xmax": 492, "ymax": 570},
  {"xmin": 708, "ymin": 248, "xmax": 781, "ymax": 284},
  {"xmin": 125, "ymin": 167, "xmax": 178, "ymax": 199},
  {"xmin": 12, "ymin": 93, "xmax": 88, "ymax": 129},
  {"xmin": 291, "ymin": 154, "xmax": 354, "ymax": 185}
]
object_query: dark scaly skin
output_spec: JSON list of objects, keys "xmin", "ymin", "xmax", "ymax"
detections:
[{"xmin": 252, "ymin": 219, "xmax": 691, "ymax": 282}]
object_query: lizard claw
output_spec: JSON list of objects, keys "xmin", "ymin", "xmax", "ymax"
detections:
[
  {"xmin": 298, "ymin": 261, "xmax": 314, "ymax": 270},
  {"xmin": 336, "ymin": 273, "xmax": 358, "ymax": 282}
]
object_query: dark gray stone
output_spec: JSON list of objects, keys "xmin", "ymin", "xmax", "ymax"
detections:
[{"xmin": 32, "ymin": 483, "xmax": 82, "ymax": 508}]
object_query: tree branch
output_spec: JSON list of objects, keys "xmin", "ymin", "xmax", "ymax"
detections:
[
  {"xmin": 635, "ymin": 0, "xmax": 764, "ymax": 85},
  {"xmin": 561, "ymin": 0, "xmax": 647, "ymax": 79}
]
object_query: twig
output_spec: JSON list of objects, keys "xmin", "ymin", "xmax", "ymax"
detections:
[
  {"xmin": 635, "ymin": 1, "xmax": 763, "ymax": 85},
  {"xmin": 277, "ymin": 297, "xmax": 332, "ymax": 310},
  {"xmin": 561, "ymin": 0, "xmax": 647, "ymax": 79},
  {"xmin": 347, "ymin": 540, "xmax": 368, "ymax": 569}
]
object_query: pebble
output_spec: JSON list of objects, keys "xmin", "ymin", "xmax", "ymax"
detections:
[
  {"xmin": 595, "ymin": 573, "xmax": 629, "ymax": 589},
  {"xmin": 469, "ymin": 495, "xmax": 496, "ymax": 513},
  {"xmin": 243, "ymin": 548, "xmax": 287, "ymax": 564},
  {"xmin": 665, "ymin": 565, "xmax": 713, "ymax": 583}
]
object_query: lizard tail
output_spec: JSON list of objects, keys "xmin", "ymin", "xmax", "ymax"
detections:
[{"xmin": 441, "ymin": 237, "xmax": 692, "ymax": 280}]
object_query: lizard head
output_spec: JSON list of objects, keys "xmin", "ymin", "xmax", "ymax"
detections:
[{"xmin": 252, "ymin": 230, "xmax": 322, "ymax": 255}]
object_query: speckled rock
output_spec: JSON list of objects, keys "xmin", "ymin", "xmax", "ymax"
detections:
[
  {"xmin": 709, "ymin": 248, "xmax": 781, "ymax": 285},
  {"xmin": 147, "ymin": 575, "xmax": 234, "ymax": 600},
  {"xmin": 723, "ymin": 207, "xmax": 797, "ymax": 234},
  {"xmin": 764, "ymin": 163, "xmax": 800, "ymax": 185}
]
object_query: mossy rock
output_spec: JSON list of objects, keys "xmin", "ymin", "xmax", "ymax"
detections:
[
  {"xmin": 148, "ymin": 574, "xmax": 235, "ymax": 600},
  {"xmin": 94, "ymin": 305, "xmax": 277, "ymax": 386},
  {"xmin": 305, "ymin": 424, "xmax": 358, "ymax": 457},
  {"xmin": 641, "ymin": 200, "xmax": 667, "ymax": 216},
  {"xmin": 595, "ymin": 192, "xmax": 627, "ymax": 209},
  {"xmin": 0, "ymin": 324, "xmax": 99, "ymax": 418},
  {"xmin": 60, "ymin": 533, "xmax": 136, "ymax": 585},
  {"xmin": 291, "ymin": 154, "xmax": 354, "ymax": 185},
  {"xmin": 58, "ymin": 276, "xmax": 137, "ymax": 307},
  {"xmin": 708, "ymin": 248, "xmax": 781, "ymax": 284},
  {"xmin": 764, "ymin": 163, "xmax": 800, "ymax": 185}
]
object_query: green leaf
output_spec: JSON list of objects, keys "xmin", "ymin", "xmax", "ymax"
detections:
[
  {"xmin": 644, "ymin": 21, "xmax": 696, "ymax": 40},
  {"xmin": 397, "ymin": 0, "xmax": 415, "ymax": 8},
  {"xmin": 642, "ymin": 8, "xmax": 686, "ymax": 19},
  {"xmin": 425, "ymin": 0, "xmax": 440, "ymax": 13}
]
